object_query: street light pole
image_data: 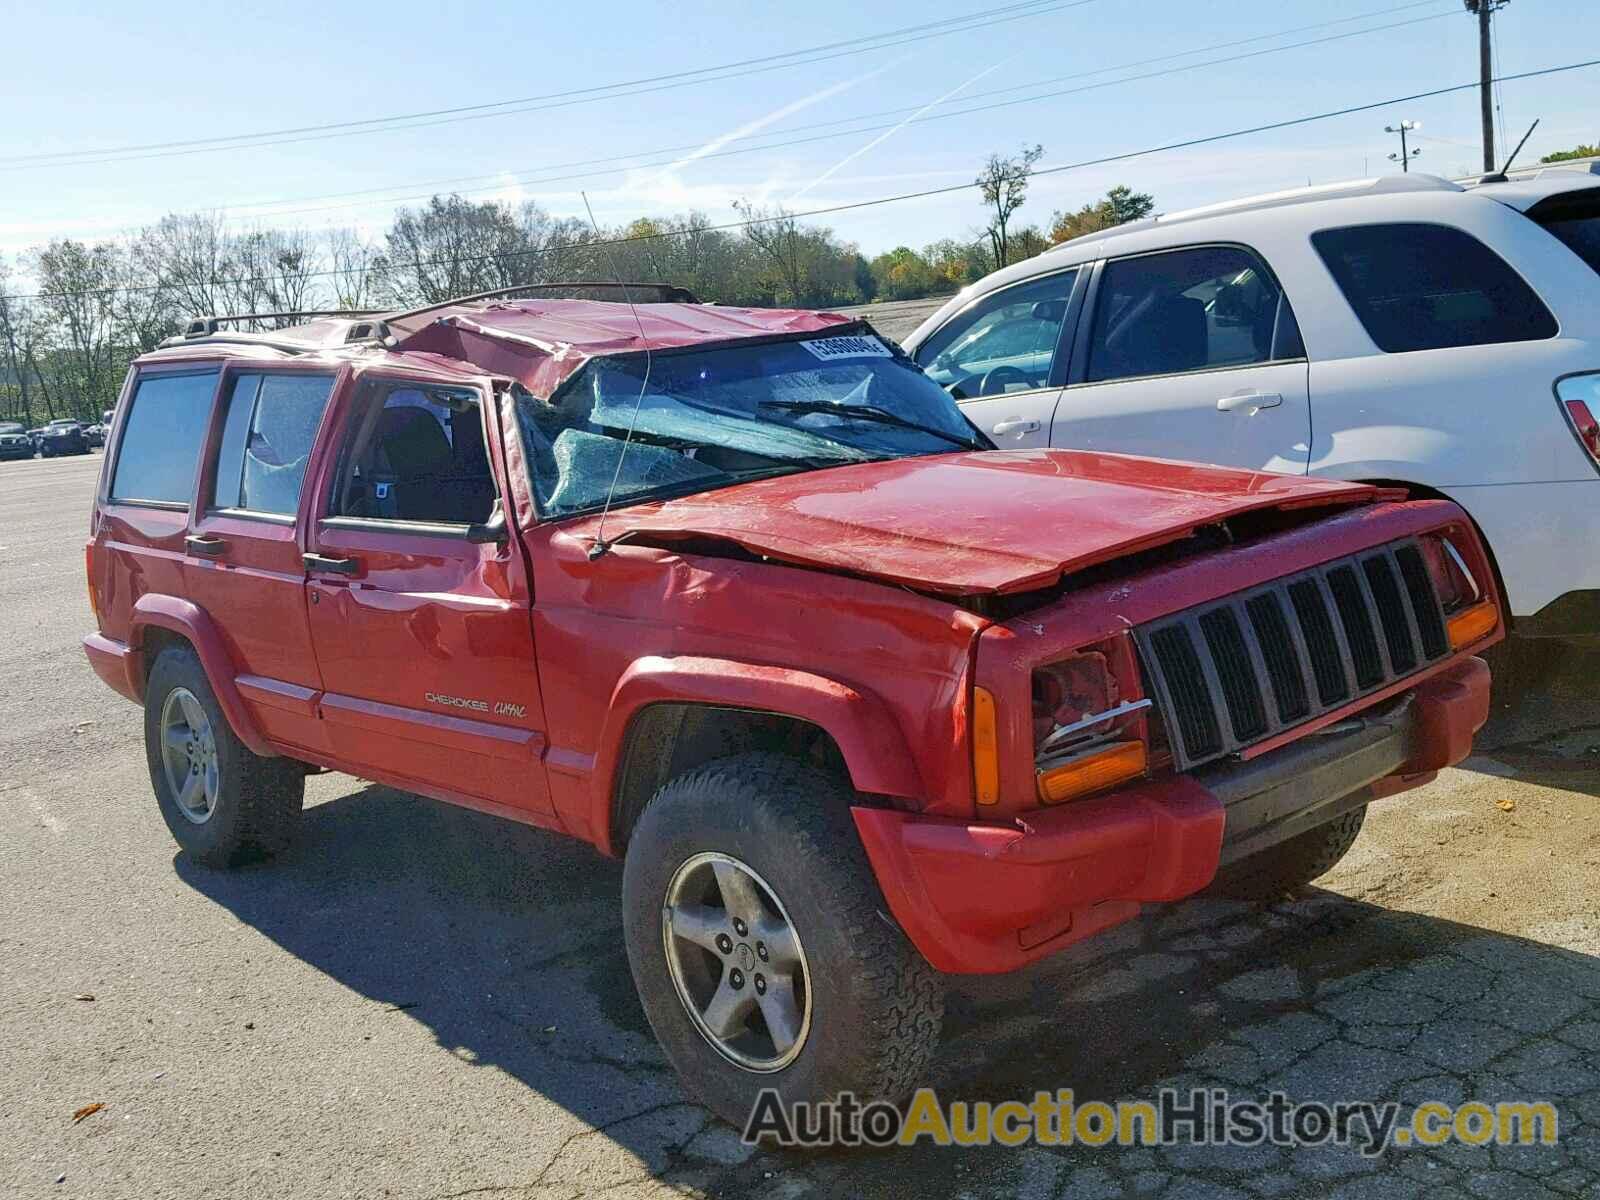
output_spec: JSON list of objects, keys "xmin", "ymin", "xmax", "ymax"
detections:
[{"xmin": 1385, "ymin": 121, "xmax": 1422, "ymax": 172}]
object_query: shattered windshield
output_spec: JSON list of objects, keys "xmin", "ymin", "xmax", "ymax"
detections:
[{"xmin": 514, "ymin": 331, "xmax": 986, "ymax": 519}]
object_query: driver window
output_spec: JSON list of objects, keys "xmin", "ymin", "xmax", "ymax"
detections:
[
  {"xmin": 915, "ymin": 270, "xmax": 1077, "ymax": 399},
  {"xmin": 326, "ymin": 381, "xmax": 498, "ymax": 527}
]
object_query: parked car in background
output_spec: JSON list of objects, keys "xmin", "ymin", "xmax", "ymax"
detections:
[
  {"xmin": 27, "ymin": 426, "xmax": 46, "ymax": 453},
  {"xmin": 905, "ymin": 164, "xmax": 1600, "ymax": 648},
  {"xmin": 39, "ymin": 419, "xmax": 90, "ymax": 457},
  {"xmin": 0, "ymin": 422, "xmax": 33, "ymax": 460},
  {"xmin": 84, "ymin": 291, "xmax": 1499, "ymax": 1125},
  {"xmin": 83, "ymin": 423, "xmax": 107, "ymax": 448}
]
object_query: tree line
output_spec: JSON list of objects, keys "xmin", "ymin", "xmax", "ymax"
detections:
[{"xmin": 0, "ymin": 149, "xmax": 1153, "ymax": 425}]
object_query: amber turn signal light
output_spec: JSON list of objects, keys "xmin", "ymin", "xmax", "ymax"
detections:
[
  {"xmin": 1036, "ymin": 740, "xmax": 1147, "ymax": 805},
  {"xmin": 1446, "ymin": 600, "xmax": 1497, "ymax": 650},
  {"xmin": 972, "ymin": 686, "xmax": 1000, "ymax": 805}
]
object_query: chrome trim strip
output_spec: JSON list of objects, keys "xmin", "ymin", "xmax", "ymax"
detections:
[
  {"xmin": 1440, "ymin": 539, "xmax": 1481, "ymax": 603},
  {"xmin": 1038, "ymin": 698, "xmax": 1153, "ymax": 755}
]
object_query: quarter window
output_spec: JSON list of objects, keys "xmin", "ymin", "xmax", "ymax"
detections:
[
  {"xmin": 1085, "ymin": 246, "xmax": 1294, "ymax": 383},
  {"xmin": 1312, "ymin": 222, "xmax": 1557, "ymax": 352},
  {"xmin": 110, "ymin": 370, "xmax": 219, "ymax": 505},
  {"xmin": 914, "ymin": 271, "xmax": 1077, "ymax": 399},
  {"xmin": 211, "ymin": 372, "xmax": 334, "ymax": 516}
]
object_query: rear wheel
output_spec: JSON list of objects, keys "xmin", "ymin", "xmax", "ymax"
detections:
[
  {"xmin": 621, "ymin": 752, "xmax": 943, "ymax": 1129},
  {"xmin": 1208, "ymin": 804, "xmax": 1367, "ymax": 901},
  {"xmin": 143, "ymin": 645, "xmax": 304, "ymax": 867}
]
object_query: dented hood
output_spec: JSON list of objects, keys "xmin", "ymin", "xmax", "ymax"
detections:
[{"xmin": 608, "ymin": 449, "xmax": 1387, "ymax": 595}]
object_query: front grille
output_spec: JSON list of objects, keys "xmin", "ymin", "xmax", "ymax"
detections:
[{"xmin": 1136, "ymin": 538, "xmax": 1451, "ymax": 770}]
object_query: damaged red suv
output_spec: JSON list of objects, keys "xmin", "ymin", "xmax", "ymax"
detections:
[{"xmin": 84, "ymin": 286, "xmax": 1500, "ymax": 1124}]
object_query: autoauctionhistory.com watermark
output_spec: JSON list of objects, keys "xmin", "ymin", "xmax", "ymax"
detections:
[{"xmin": 742, "ymin": 1087, "xmax": 1560, "ymax": 1154}]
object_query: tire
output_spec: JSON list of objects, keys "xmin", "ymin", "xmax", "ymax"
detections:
[
  {"xmin": 621, "ymin": 752, "xmax": 944, "ymax": 1130},
  {"xmin": 1483, "ymin": 636, "xmax": 1564, "ymax": 706},
  {"xmin": 1207, "ymin": 804, "xmax": 1367, "ymax": 902},
  {"xmin": 143, "ymin": 645, "xmax": 304, "ymax": 867}
]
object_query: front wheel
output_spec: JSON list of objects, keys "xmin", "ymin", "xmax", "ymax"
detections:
[
  {"xmin": 144, "ymin": 645, "xmax": 305, "ymax": 867},
  {"xmin": 1208, "ymin": 804, "xmax": 1367, "ymax": 901},
  {"xmin": 621, "ymin": 752, "xmax": 943, "ymax": 1130}
]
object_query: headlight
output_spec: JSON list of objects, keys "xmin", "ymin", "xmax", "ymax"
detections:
[
  {"xmin": 1031, "ymin": 643, "xmax": 1151, "ymax": 805},
  {"xmin": 1419, "ymin": 531, "xmax": 1497, "ymax": 649}
]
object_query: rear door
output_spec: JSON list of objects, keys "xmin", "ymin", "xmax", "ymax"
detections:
[
  {"xmin": 912, "ymin": 267, "xmax": 1084, "ymax": 447},
  {"xmin": 183, "ymin": 365, "xmax": 340, "ymax": 755},
  {"xmin": 302, "ymin": 371, "xmax": 554, "ymax": 820},
  {"xmin": 1049, "ymin": 244, "xmax": 1312, "ymax": 473}
]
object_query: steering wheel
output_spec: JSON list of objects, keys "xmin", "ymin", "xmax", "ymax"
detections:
[{"xmin": 978, "ymin": 366, "xmax": 1030, "ymax": 396}]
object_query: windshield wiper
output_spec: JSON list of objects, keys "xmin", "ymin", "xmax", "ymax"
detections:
[{"xmin": 756, "ymin": 400, "xmax": 984, "ymax": 450}]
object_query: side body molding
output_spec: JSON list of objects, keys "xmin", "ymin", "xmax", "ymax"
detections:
[
  {"xmin": 127, "ymin": 593, "xmax": 274, "ymax": 756},
  {"xmin": 589, "ymin": 655, "xmax": 924, "ymax": 854}
]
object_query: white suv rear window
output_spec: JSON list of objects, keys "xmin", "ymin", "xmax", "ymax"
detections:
[{"xmin": 1313, "ymin": 222, "xmax": 1557, "ymax": 353}]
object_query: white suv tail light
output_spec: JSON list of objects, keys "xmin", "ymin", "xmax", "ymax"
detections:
[{"xmin": 1556, "ymin": 373, "xmax": 1600, "ymax": 469}]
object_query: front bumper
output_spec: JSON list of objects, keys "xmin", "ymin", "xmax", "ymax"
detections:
[
  {"xmin": 0, "ymin": 442, "xmax": 32, "ymax": 459},
  {"xmin": 854, "ymin": 657, "xmax": 1489, "ymax": 974}
]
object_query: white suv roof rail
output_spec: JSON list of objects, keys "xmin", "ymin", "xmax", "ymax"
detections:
[{"xmin": 1048, "ymin": 173, "xmax": 1464, "ymax": 253}]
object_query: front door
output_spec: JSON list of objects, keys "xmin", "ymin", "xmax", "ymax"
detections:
[
  {"xmin": 303, "ymin": 372, "xmax": 554, "ymax": 820},
  {"xmin": 1050, "ymin": 244, "xmax": 1312, "ymax": 474},
  {"xmin": 913, "ymin": 267, "xmax": 1083, "ymax": 449},
  {"xmin": 184, "ymin": 365, "xmax": 339, "ymax": 755}
]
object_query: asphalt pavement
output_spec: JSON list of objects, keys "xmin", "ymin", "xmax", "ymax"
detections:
[{"xmin": 3, "ymin": 451, "xmax": 1598, "ymax": 1200}]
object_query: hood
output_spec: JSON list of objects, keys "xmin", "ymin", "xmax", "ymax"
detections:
[{"xmin": 605, "ymin": 449, "xmax": 1388, "ymax": 595}]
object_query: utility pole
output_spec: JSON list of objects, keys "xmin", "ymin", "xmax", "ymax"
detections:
[
  {"xmin": 1386, "ymin": 121, "xmax": 1422, "ymax": 172},
  {"xmin": 1464, "ymin": 0, "xmax": 1508, "ymax": 173}
]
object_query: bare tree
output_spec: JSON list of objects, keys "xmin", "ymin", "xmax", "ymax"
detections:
[
  {"xmin": 325, "ymin": 228, "xmax": 384, "ymax": 310},
  {"xmin": 976, "ymin": 144, "xmax": 1044, "ymax": 268}
]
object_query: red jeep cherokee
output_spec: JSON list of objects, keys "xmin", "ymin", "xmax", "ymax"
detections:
[{"xmin": 84, "ymin": 288, "xmax": 1499, "ymax": 1124}]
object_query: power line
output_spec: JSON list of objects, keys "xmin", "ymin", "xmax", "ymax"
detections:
[
  {"xmin": 13, "ymin": 1, "xmax": 1461, "ymax": 240},
  {"xmin": 7, "ymin": 57, "xmax": 1596, "ymax": 305},
  {"xmin": 0, "ymin": 0, "xmax": 1093, "ymax": 171}
]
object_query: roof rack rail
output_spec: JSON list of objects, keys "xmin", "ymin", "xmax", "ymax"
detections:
[
  {"xmin": 182, "ymin": 309, "xmax": 388, "ymax": 338},
  {"xmin": 384, "ymin": 281, "xmax": 700, "ymax": 326}
]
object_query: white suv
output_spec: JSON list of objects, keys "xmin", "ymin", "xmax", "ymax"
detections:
[{"xmin": 904, "ymin": 165, "xmax": 1600, "ymax": 642}]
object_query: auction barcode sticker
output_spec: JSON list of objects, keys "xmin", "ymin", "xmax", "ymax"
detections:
[{"xmin": 797, "ymin": 334, "xmax": 893, "ymax": 361}]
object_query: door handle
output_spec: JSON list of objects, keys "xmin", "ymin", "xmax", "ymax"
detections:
[
  {"xmin": 992, "ymin": 418, "xmax": 1041, "ymax": 436},
  {"xmin": 303, "ymin": 552, "xmax": 359, "ymax": 576},
  {"xmin": 185, "ymin": 535, "xmax": 227, "ymax": 557},
  {"xmin": 1216, "ymin": 391, "xmax": 1283, "ymax": 414}
]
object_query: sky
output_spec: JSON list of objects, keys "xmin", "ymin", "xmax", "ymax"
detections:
[{"xmin": 0, "ymin": 0, "xmax": 1596, "ymax": 269}]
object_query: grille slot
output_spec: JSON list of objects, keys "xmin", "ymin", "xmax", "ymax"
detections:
[
  {"xmin": 1136, "ymin": 537, "xmax": 1452, "ymax": 771},
  {"xmin": 1362, "ymin": 553, "xmax": 1418, "ymax": 673},
  {"xmin": 1245, "ymin": 592, "xmax": 1311, "ymax": 722},
  {"xmin": 1288, "ymin": 578, "xmax": 1349, "ymax": 706},
  {"xmin": 1198, "ymin": 607, "xmax": 1268, "ymax": 740},
  {"xmin": 1147, "ymin": 624, "xmax": 1222, "ymax": 761},
  {"xmin": 1326, "ymin": 565, "xmax": 1385, "ymax": 688},
  {"xmin": 1394, "ymin": 545, "xmax": 1450, "ymax": 660}
]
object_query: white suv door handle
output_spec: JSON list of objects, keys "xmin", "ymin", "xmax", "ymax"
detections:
[
  {"xmin": 992, "ymin": 418, "xmax": 1041, "ymax": 436},
  {"xmin": 1216, "ymin": 391, "xmax": 1283, "ymax": 413}
]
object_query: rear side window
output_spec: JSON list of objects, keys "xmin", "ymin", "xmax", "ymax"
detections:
[
  {"xmin": 1312, "ymin": 223, "xmax": 1557, "ymax": 353},
  {"xmin": 110, "ymin": 371, "xmax": 219, "ymax": 504},
  {"xmin": 211, "ymin": 372, "xmax": 334, "ymax": 516}
]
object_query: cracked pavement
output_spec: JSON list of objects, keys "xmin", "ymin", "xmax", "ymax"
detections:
[{"xmin": 3, "ymin": 453, "xmax": 1598, "ymax": 1200}]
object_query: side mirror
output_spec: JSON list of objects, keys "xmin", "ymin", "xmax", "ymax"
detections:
[
  {"xmin": 1030, "ymin": 300, "xmax": 1066, "ymax": 322},
  {"xmin": 465, "ymin": 500, "xmax": 508, "ymax": 545}
]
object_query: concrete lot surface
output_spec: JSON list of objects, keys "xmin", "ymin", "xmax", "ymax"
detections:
[{"xmin": 3, "ymin": 452, "xmax": 1598, "ymax": 1199}]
